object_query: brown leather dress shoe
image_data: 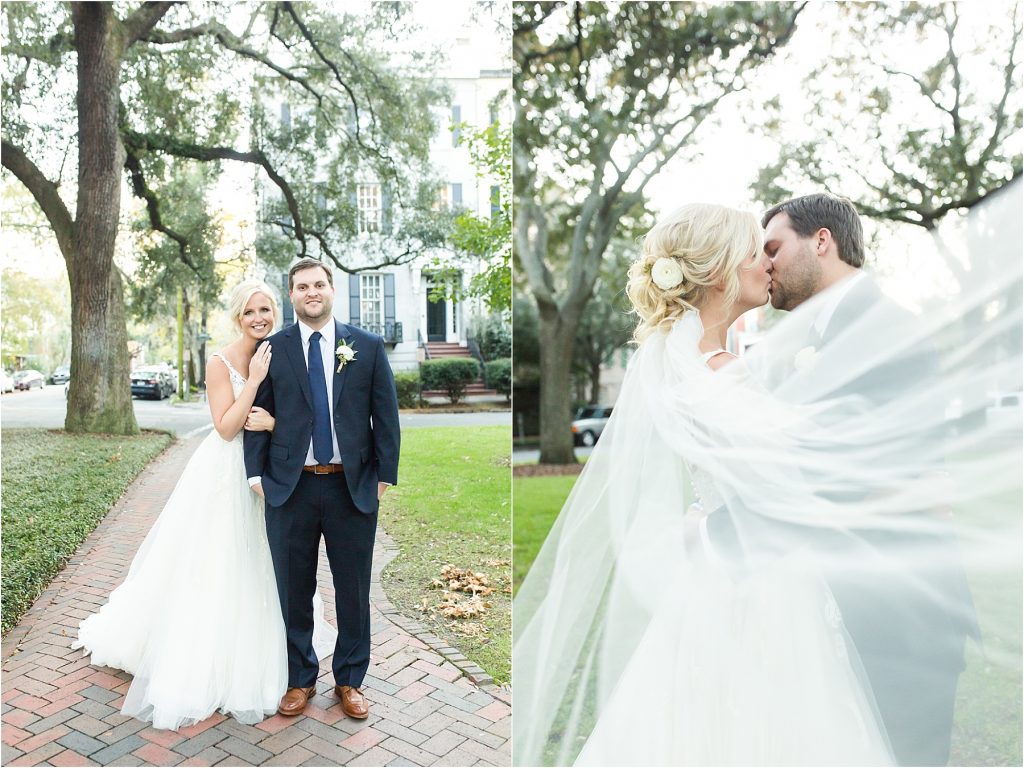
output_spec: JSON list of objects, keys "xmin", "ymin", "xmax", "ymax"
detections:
[
  {"xmin": 278, "ymin": 686, "xmax": 316, "ymax": 717},
  {"xmin": 335, "ymin": 685, "xmax": 369, "ymax": 719}
]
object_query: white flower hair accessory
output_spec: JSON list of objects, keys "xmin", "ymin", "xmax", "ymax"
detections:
[
  {"xmin": 335, "ymin": 339, "xmax": 357, "ymax": 372},
  {"xmin": 794, "ymin": 345, "xmax": 818, "ymax": 373},
  {"xmin": 650, "ymin": 257, "xmax": 685, "ymax": 290}
]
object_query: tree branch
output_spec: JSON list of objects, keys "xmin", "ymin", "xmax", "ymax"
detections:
[
  {"xmin": 1, "ymin": 137, "xmax": 75, "ymax": 263},
  {"xmin": 123, "ymin": 147, "xmax": 199, "ymax": 271},
  {"xmin": 122, "ymin": 129, "xmax": 307, "ymax": 255},
  {"xmin": 122, "ymin": 1, "xmax": 178, "ymax": 46},
  {"xmin": 142, "ymin": 20, "xmax": 331, "ymax": 113},
  {"xmin": 977, "ymin": 3, "xmax": 1021, "ymax": 172}
]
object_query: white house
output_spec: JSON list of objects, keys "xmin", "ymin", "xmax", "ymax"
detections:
[{"xmin": 263, "ymin": 32, "xmax": 510, "ymax": 373}]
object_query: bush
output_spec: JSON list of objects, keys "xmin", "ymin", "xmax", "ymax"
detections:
[
  {"xmin": 474, "ymin": 314, "xmax": 511, "ymax": 361},
  {"xmin": 421, "ymin": 358, "xmax": 480, "ymax": 404},
  {"xmin": 394, "ymin": 370, "xmax": 422, "ymax": 409},
  {"xmin": 485, "ymin": 358, "xmax": 511, "ymax": 399}
]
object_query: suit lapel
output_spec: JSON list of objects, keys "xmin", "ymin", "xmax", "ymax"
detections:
[
  {"xmin": 333, "ymin": 320, "xmax": 352, "ymax": 409},
  {"xmin": 283, "ymin": 324, "xmax": 314, "ymax": 410}
]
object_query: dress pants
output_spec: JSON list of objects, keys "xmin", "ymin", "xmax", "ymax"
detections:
[{"xmin": 265, "ymin": 471, "xmax": 377, "ymax": 688}]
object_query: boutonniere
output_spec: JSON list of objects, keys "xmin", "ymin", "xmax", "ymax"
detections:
[
  {"xmin": 335, "ymin": 339, "xmax": 357, "ymax": 373},
  {"xmin": 793, "ymin": 345, "xmax": 818, "ymax": 372}
]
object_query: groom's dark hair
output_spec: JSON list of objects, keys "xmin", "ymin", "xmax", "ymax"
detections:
[
  {"xmin": 288, "ymin": 257, "xmax": 334, "ymax": 291},
  {"xmin": 762, "ymin": 193, "xmax": 865, "ymax": 268}
]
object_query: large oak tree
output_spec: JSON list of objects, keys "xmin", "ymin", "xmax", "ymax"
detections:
[
  {"xmin": 2, "ymin": 1, "xmax": 448, "ymax": 434},
  {"xmin": 514, "ymin": 1, "xmax": 804, "ymax": 463}
]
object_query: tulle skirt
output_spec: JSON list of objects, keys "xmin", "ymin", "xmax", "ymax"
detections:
[
  {"xmin": 574, "ymin": 552, "xmax": 893, "ymax": 766},
  {"xmin": 73, "ymin": 430, "xmax": 336, "ymax": 731}
]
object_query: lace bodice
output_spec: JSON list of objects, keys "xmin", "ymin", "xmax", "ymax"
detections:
[
  {"xmin": 211, "ymin": 352, "xmax": 247, "ymax": 398},
  {"xmin": 687, "ymin": 463, "xmax": 724, "ymax": 511}
]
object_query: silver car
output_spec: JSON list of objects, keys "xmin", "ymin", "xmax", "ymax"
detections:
[{"xmin": 572, "ymin": 405, "xmax": 613, "ymax": 447}]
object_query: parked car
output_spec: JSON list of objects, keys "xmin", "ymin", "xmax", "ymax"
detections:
[
  {"xmin": 50, "ymin": 365, "xmax": 71, "ymax": 385},
  {"xmin": 986, "ymin": 391, "xmax": 1022, "ymax": 429},
  {"xmin": 13, "ymin": 369, "xmax": 45, "ymax": 391},
  {"xmin": 571, "ymin": 405, "xmax": 614, "ymax": 447},
  {"xmin": 131, "ymin": 366, "xmax": 174, "ymax": 400},
  {"xmin": 0, "ymin": 370, "xmax": 14, "ymax": 393}
]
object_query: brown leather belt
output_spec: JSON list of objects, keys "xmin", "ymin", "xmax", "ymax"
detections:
[{"xmin": 303, "ymin": 464, "xmax": 344, "ymax": 474}]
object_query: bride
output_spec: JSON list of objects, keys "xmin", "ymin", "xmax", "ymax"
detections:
[
  {"xmin": 73, "ymin": 279, "xmax": 335, "ymax": 731},
  {"xmin": 513, "ymin": 198, "xmax": 1021, "ymax": 766}
]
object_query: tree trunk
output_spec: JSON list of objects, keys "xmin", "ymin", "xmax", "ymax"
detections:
[
  {"xmin": 65, "ymin": 4, "xmax": 138, "ymax": 434},
  {"xmin": 537, "ymin": 309, "xmax": 582, "ymax": 464},
  {"xmin": 589, "ymin": 360, "xmax": 602, "ymax": 404}
]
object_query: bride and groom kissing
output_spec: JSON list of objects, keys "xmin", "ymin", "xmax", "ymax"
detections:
[
  {"xmin": 516, "ymin": 192, "xmax": 980, "ymax": 767},
  {"xmin": 74, "ymin": 258, "xmax": 401, "ymax": 731}
]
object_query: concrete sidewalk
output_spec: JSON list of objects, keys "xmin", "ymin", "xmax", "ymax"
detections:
[{"xmin": 1, "ymin": 436, "xmax": 510, "ymax": 767}]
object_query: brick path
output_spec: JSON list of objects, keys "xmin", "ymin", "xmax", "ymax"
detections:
[{"xmin": 1, "ymin": 435, "xmax": 511, "ymax": 767}]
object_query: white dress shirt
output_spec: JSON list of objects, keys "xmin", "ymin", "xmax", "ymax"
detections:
[
  {"xmin": 247, "ymin": 319, "xmax": 341, "ymax": 488},
  {"xmin": 297, "ymin": 320, "xmax": 343, "ymax": 466}
]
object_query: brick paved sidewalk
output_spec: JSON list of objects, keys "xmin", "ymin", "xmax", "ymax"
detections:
[{"xmin": 1, "ymin": 435, "xmax": 511, "ymax": 767}]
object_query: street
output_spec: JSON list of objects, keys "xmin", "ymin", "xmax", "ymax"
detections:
[
  {"xmin": 0, "ymin": 385, "xmax": 511, "ymax": 436},
  {"xmin": 513, "ymin": 445, "xmax": 594, "ymax": 464}
]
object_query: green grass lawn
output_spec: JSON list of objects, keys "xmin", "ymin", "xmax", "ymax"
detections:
[
  {"xmin": 1, "ymin": 428, "xmax": 173, "ymax": 634},
  {"xmin": 380, "ymin": 425, "xmax": 511, "ymax": 685},
  {"xmin": 513, "ymin": 473, "xmax": 1022, "ymax": 764},
  {"xmin": 512, "ymin": 474, "xmax": 576, "ymax": 592}
]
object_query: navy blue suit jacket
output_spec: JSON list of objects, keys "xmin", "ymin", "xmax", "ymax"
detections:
[{"xmin": 243, "ymin": 320, "xmax": 400, "ymax": 513}]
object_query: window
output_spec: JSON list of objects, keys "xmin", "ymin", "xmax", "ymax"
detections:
[
  {"xmin": 452, "ymin": 183, "xmax": 463, "ymax": 207},
  {"xmin": 435, "ymin": 184, "xmax": 450, "ymax": 211},
  {"xmin": 360, "ymin": 274, "xmax": 384, "ymax": 327},
  {"xmin": 280, "ymin": 102, "xmax": 291, "ymax": 131},
  {"xmin": 357, "ymin": 183, "xmax": 382, "ymax": 234}
]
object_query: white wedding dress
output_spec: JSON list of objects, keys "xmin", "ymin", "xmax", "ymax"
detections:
[
  {"xmin": 574, "ymin": 464, "xmax": 892, "ymax": 766},
  {"xmin": 73, "ymin": 353, "xmax": 336, "ymax": 730}
]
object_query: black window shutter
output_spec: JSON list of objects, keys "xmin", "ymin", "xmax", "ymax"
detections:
[
  {"xmin": 384, "ymin": 274, "xmax": 396, "ymax": 328},
  {"xmin": 349, "ymin": 274, "xmax": 361, "ymax": 326},
  {"xmin": 281, "ymin": 272, "xmax": 294, "ymax": 326}
]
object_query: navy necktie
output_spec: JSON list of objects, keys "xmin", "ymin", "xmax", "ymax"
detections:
[{"xmin": 307, "ymin": 331, "xmax": 333, "ymax": 465}]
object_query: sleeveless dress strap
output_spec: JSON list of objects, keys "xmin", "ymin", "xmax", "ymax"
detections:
[
  {"xmin": 700, "ymin": 348, "xmax": 727, "ymax": 363},
  {"xmin": 211, "ymin": 352, "xmax": 246, "ymax": 381}
]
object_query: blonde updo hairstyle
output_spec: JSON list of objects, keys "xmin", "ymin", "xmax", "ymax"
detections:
[
  {"xmin": 626, "ymin": 203, "xmax": 763, "ymax": 342},
  {"xmin": 227, "ymin": 279, "xmax": 280, "ymax": 335}
]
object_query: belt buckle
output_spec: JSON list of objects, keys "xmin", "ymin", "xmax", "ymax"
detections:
[{"xmin": 314, "ymin": 465, "xmax": 329, "ymax": 475}]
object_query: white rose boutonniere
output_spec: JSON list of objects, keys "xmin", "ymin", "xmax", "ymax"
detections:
[
  {"xmin": 335, "ymin": 339, "xmax": 357, "ymax": 373},
  {"xmin": 793, "ymin": 345, "xmax": 818, "ymax": 373}
]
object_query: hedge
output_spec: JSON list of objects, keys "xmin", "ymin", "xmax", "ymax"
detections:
[{"xmin": 421, "ymin": 358, "xmax": 480, "ymax": 404}]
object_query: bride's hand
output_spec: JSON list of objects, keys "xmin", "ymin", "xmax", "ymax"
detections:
[
  {"xmin": 245, "ymin": 406, "xmax": 275, "ymax": 432},
  {"xmin": 248, "ymin": 341, "xmax": 272, "ymax": 385}
]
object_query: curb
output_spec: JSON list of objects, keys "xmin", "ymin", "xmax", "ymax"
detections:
[{"xmin": 370, "ymin": 528, "xmax": 512, "ymax": 705}]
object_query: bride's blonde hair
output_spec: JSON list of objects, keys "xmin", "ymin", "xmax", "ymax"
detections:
[
  {"xmin": 227, "ymin": 279, "xmax": 280, "ymax": 334},
  {"xmin": 626, "ymin": 203, "xmax": 763, "ymax": 342}
]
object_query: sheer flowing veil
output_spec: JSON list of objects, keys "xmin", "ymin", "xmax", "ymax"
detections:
[{"xmin": 513, "ymin": 180, "xmax": 1022, "ymax": 766}]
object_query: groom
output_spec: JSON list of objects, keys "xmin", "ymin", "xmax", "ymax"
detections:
[
  {"xmin": 244, "ymin": 257, "xmax": 400, "ymax": 719},
  {"xmin": 756, "ymin": 193, "xmax": 976, "ymax": 766}
]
